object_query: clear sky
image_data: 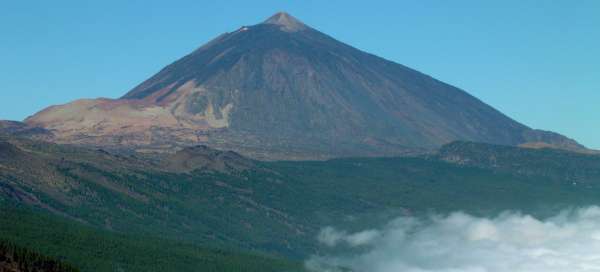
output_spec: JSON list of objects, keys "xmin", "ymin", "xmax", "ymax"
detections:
[{"xmin": 1, "ymin": 1, "xmax": 598, "ymax": 148}]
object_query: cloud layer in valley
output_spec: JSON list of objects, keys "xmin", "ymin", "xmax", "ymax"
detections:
[{"xmin": 307, "ymin": 207, "xmax": 600, "ymax": 272}]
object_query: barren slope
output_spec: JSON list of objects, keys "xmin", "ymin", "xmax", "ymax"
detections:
[{"xmin": 25, "ymin": 12, "xmax": 584, "ymax": 159}]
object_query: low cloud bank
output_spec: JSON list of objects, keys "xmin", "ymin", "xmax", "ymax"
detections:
[{"xmin": 307, "ymin": 207, "xmax": 600, "ymax": 272}]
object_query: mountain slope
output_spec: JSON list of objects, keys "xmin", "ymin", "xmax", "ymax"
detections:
[
  {"xmin": 0, "ymin": 136, "xmax": 317, "ymax": 256},
  {"xmin": 0, "ymin": 203, "xmax": 303, "ymax": 272},
  {"xmin": 2, "ymin": 136, "xmax": 600, "ymax": 260},
  {"xmin": 0, "ymin": 239, "xmax": 79, "ymax": 272},
  {"xmin": 24, "ymin": 12, "xmax": 583, "ymax": 159}
]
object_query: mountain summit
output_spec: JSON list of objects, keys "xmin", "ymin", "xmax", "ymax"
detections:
[
  {"xmin": 25, "ymin": 13, "xmax": 584, "ymax": 159},
  {"xmin": 262, "ymin": 12, "xmax": 308, "ymax": 32}
]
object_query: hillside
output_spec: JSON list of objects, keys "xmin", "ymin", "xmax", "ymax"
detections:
[
  {"xmin": 0, "ymin": 136, "xmax": 317, "ymax": 255},
  {"xmin": 0, "ymin": 203, "xmax": 302, "ymax": 272},
  {"xmin": 0, "ymin": 239, "xmax": 78, "ymax": 272},
  {"xmin": 2, "ymin": 136, "xmax": 600, "ymax": 265},
  {"xmin": 23, "ymin": 12, "xmax": 583, "ymax": 159}
]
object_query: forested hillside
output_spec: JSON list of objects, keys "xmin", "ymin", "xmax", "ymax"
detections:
[
  {"xmin": 0, "ymin": 240, "xmax": 78, "ymax": 272},
  {"xmin": 0, "ymin": 201, "xmax": 303, "ymax": 272},
  {"xmin": 2, "ymin": 136, "xmax": 600, "ymax": 269}
]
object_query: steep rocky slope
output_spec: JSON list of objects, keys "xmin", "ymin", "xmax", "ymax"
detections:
[{"xmin": 25, "ymin": 12, "xmax": 583, "ymax": 159}]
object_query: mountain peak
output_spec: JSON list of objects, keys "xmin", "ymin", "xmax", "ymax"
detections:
[
  {"xmin": 262, "ymin": 12, "xmax": 307, "ymax": 32},
  {"xmin": 25, "ymin": 12, "xmax": 585, "ymax": 159}
]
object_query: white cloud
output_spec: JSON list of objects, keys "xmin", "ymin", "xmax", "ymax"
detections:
[
  {"xmin": 307, "ymin": 207, "xmax": 600, "ymax": 272},
  {"xmin": 318, "ymin": 227, "xmax": 380, "ymax": 247}
]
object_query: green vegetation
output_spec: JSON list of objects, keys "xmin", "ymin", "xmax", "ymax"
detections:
[
  {"xmin": 0, "ymin": 202, "xmax": 303, "ymax": 272},
  {"xmin": 2, "ymin": 137, "xmax": 600, "ymax": 270},
  {"xmin": 270, "ymin": 156, "xmax": 600, "ymax": 219},
  {"xmin": 0, "ymin": 239, "xmax": 79, "ymax": 272}
]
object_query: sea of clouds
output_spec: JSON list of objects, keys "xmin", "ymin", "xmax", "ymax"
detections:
[{"xmin": 307, "ymin": 206, "xmax": 600, "ymax": 272}]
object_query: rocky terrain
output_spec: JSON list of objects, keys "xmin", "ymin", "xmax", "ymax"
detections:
[{"xmin": 22, "ymin": 12, "xmax": 585, "ymax": 159}]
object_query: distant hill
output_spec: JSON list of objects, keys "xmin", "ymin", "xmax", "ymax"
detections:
[
  {"xmin": 437, "ymin": 141, "xmax": 600, "ymax": 182},
  {"xmin": 0, "ymin": 121, "xmax": 52, "ymax": 140},
  {"xmin": 22, "ymin": 12, "xmax": 585, "ymax": 159},
  {"xmin": 161, "ymin": 145, "xmax": 255, "ymax": 173}
]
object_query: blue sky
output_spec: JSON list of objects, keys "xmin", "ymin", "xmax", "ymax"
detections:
[{"xmin": 0, "ymin": 1, "xmax": 598, "ymax": 148}]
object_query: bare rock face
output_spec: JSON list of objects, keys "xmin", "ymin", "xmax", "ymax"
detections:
[
  {"xmin": 25, "ymin": 96, "xmax": 225, "ymax": 149},
  {"xmin": 25, "ymin": 12, "xmax": 586, "ymax": 159},
  {"xmin": 262, "ymin": 12, "xmax": 308, "ymax": 32}
]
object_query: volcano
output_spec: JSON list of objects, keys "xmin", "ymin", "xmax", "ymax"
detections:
[{"xmin": 25, "ymin": 12, "xmax": 583, "ymax": 159}]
